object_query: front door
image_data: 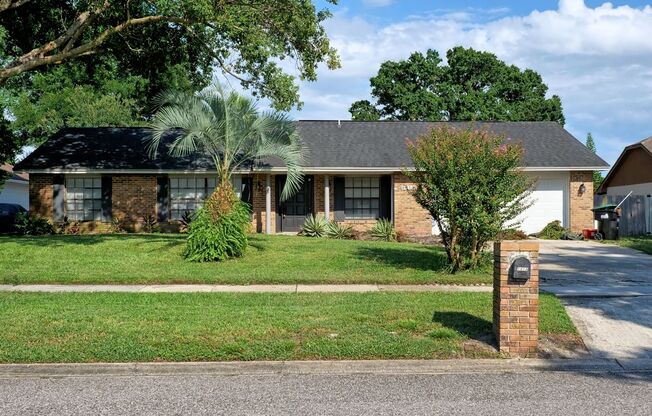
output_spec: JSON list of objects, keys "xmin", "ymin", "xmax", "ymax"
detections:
[{"xmin": 276, "ymin": 175, "xmax": 313, "ymax": 233}]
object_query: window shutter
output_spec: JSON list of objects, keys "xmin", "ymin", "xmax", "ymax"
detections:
[
  {"xmin": 380, "ymin": 175, "xmax": 392, "ymax": 220},
  {"xmin": 101, "ymin": 176, "xmax": 112, "ymax": 222},
  {"xmin": 52, "ymin": 175, "xmax": 65, "ymax": 222},
  {"xmin": 241, "ymin": 176, "xmax": 253, "ymax": 208},
  {"xmin": 334, "ymin": 176, "xmax": 345, "ymax": 221},
  {"xmin": 157, "ymin": 176, "xmax": 169, "ymax": 222}
]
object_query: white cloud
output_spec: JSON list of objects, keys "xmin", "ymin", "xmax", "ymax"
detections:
[{"xmin": 291, "ymin": 0, "xmax": 652, "ymax": 165}]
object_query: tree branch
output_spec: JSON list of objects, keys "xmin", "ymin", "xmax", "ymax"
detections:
[
  {"xmin": 0, "ymin": 0, "xmax": 30, "ymax": 13},
  {"xmin": 0, "ymin": 15, "xmax": 196, "ymax": 82}
]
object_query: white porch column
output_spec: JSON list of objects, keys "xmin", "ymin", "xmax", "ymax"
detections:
[
  {"xmin": 265, "ymin": 174, "xmax": 271, "ymax": 234},
  {"xmin": 324, "ymin": 175, "xmax": 330, "ymax": 220}
]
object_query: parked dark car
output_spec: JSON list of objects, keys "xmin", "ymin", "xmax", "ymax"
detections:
[{"xmin": 0, "ymin": 203, "xmax": 26, "ymax": 233}]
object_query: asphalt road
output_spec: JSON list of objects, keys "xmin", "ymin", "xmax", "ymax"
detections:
[{"xmin": 1, "ymin": 371, "xmax": 650, "ymax": 415}]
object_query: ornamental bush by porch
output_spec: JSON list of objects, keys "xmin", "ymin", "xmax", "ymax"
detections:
[
  {"xmin": 406, "ymin": 126, "xmax": 532, "ymax": 272},
  {"xmin": 184, "ymin": 195, "xmax": 251, "ymax": 262}
]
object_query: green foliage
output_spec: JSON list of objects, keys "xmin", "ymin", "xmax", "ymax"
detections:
[
  {"xmin": 426, "ymin": 328, "xmax": 461, "ymax": 340},
  {"xmin": 538, "ymin": 220, "xmax": 566, "ymax": 240},
  {"xmin": 585, "ymin": 133, "xmax": 604, "ymax": 191},
  {"xmin": 179, "ymin": 211, "xmax": 195, "ymax": 233},
  {"xmin": 13, "ymin": 212, "xmax": 55, "ymax": 236},
  {"xmin": 325, "ymin": 221, "xmax": 354, "ymax": 239},
  {"xmin": 349, "ymin": 100, "xmax": 381, "ymax": 121},
  {"xmin": 0, "ymin": 117, "xmax": 24, "ymax": 176},
  {"xmin": 109, "ymin": 217, "xmax": 127, "ymax": 234},
  {"xmin": 371, "ymin": 218, "xmax": 397, "ymax": 242},
  {"xmin": 141, "ymin": 213, "xmax": 159, "ymax": 233},
  {"xmin": 0, "ymin": 0, "xmax": 340, "ymax": 112},
  {"xmin": 406, "ymin": 126, "xmax": 533, "ymax": 272},
  {"xmin": 9, "ymin": 67, "xmax": 144, "ymax": 145},
  {"xmin": 299, "ymin": 214, "xmax": 328, "ymax": 237},
  {"xmin": 149, "ymin": 83, "xmax": 305, "ymax": 201},
  {"xmin": 496, "ymin": 228, "xmax": 529, "ymax": 240},
  {"xmin": 184, "ymin": 203, "xmax": 250, "ymax": 262},
  {"xmin": 350, "ymin": 47, "xmax": 564, "ymax": 124}
]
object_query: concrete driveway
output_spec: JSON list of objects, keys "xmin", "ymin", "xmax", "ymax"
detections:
[{"xmin": 540, "ymin": 240, "xmax": 652, "ymax": 359}]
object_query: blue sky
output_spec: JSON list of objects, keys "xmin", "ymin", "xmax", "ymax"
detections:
[{"xmin": 272, "ymin": 0, "xmax": 652, "ymax": 168}]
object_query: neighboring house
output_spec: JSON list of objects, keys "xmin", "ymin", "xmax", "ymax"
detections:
[
  {"xmin": 597, "ymin": 137, "xmax": 652, "ymax": 196},
  {"xmin": 0, "ymin": 164, "xmax": 29, "ymax": 209},
  {"xmin": 14, "ymin": 121, "xmax": 608, "ymax": 236}
]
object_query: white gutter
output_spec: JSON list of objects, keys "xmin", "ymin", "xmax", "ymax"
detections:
[{"xmin": 19, "ymin": 166, "xmax": 610, "ymax": 175}]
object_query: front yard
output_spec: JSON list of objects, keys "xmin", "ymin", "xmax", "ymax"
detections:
[
  {"xmin": 0, "ymin": 234, "xmax": 491, "ymax": 285},
  {"xmin": 604, "ymin": 235, "xmax": 652, "ymax": 255},
  {"xmin": 0, "ymin": 292, "xmax": 575, "ymax": 363}
]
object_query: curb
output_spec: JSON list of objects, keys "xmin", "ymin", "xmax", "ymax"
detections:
[
  {"xmin": 0, "ymin": 284, "xmax": 492, "ymax": 293},
  {"xmin": 0, "ymin": 358, "xmax": 650, "ymax": 378}
]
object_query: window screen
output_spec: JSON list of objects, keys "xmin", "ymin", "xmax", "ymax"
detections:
[
  {"xmin": 65, "ymin": 177, "xmax": 102, "ymax": 221},
  {"xmin": 344, "ymin": 176, "xmax": 380, "ymax": 219},
  {"xmin": 169, "ymin": 176, "xmax": 243, "ymax": 220}
]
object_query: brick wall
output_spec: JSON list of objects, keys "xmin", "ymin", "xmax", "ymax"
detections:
[
  {"xmin": 28, "ymin": 174, "xmax": 53, "ymax": 218},
  {"xmin": 111, "ymin": 175, "xmax": 157, "ymax": 231},
  {"xmin": 493, "ymin": 240, "xmax": 540, "ymax": 357},
  {"xmin": 392, "ymin": 173, "xmax": 432, "ymax": 237},
  {"xmin": 569, "ymin": 171, "xmax": 594, "ymax": 232},
  {"xmin": 251, "ymin": 174, "xmax": 276, "ymax": 233}
]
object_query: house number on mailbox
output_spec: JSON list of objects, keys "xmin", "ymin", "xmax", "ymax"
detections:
[{"xmin": 509, "ymin": 256, "xmax": 531, "ymax": 281}]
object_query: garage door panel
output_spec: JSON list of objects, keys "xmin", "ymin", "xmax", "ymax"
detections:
[{"xmin": 513, "ymin": 177, "xmax": 566, "ymax": 235}]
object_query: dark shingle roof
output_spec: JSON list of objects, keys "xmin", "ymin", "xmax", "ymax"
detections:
[{"xmin": 15, "ymin": 121, "xmax": 608, "ymax": 172}]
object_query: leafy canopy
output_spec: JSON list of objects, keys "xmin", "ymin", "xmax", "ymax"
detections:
[
  {"xmin": 0, "ymin": 0, "xmax": 340, "ymax": 111},
  {"xmin": 406, "ymin": 126, "xmax": 533, "ymax": 272},
  {"xmin": 350, "ymin": 47, "xmax": 564, "ymax": 124},
  {"xmin": 585, "ymin": 132, "xmax": 603, "ymax": 191},
  {"xmin": 147, "ymin": 83, "xmax": 305, "ymax": 201}
]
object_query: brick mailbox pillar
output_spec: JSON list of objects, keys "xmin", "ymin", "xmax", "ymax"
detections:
[{"xmin": 493, "ymin": 240, "xmax": 539, "ymax": 357}]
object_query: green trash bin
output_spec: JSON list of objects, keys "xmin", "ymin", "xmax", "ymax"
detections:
[{"xmin": 591, "ymin": 204, "xmax": 619, "ymax": 240}]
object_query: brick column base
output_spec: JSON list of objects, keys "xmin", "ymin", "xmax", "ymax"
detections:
[{"xmin": 493, "ymin": 240, "xmax": 540, "ymax": 357}]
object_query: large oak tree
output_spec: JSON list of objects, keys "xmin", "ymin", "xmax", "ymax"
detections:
[
  {"xmin": 349, "ymin": 47, "xmax": 564, "ymax": 124},
  {"xmin": 0, "ymin": 0, "xmax": 340, "ymax": 161}
]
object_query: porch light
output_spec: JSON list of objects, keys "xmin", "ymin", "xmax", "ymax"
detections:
[{"xmin": 578, "ymin": 183, "xmax": 586, "ymax": 194}]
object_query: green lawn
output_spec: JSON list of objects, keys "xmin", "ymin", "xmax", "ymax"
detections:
[
  {"xmin": 604, "ymin": 235, "xmax": 652, "ymax": 255},
  {"xmin": 0, "ymin": 292, "xmax": 574, "ymax": 363},
  {"xmin": 0, "ymin": 234, "xmax": 491, "ymax": 285}
]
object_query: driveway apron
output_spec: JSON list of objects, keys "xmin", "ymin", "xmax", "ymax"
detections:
[{"xmin": 540, "ymin": 240, "xmax": 652, "ymax": 359}]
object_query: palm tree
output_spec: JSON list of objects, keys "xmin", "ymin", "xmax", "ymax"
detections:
[{"xmin": 147, "ymin": 84, "xmax": 305, "ymax": 201}]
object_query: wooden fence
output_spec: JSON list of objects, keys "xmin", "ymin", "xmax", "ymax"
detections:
[{"xmin": 594, "ymin": 194, "xmax": 652, "ymax": 237}]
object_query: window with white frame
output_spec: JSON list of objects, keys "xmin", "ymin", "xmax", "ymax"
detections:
[
  {"xmin": 65, "ymin": 177, "xmax": 102, "ymax": 221},
  {"xmin": 344, "ymin": 176, "xmax": 380, "ymax": 219},
  {"xmin": 169, "ymin": 175, "xmax": 243, "ymax": 220}
]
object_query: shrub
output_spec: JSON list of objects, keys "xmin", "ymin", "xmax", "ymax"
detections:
[
  {"xmin": 538, "ymin": 220, "xmax": 566, "ymax": 240},
  {"xmin": 141, "ymin": 213, "xmax": 158, "ymax": 233},
  {"xmin": 299, "ymin": 214, "xmax": 328, "ymax": 237},
  {"xmin": 405, "ymin": 126, "xmax": 533, "ymax": 272},
  {"xmin": 325, "ymin": 221, "xmax": 354, "ymax": 239},
  {"xmin": 184, "ymin": 202, "xmax": 251, "ymax": 262},
  {"xmin": 14, "ymin": 212, "xmax": 55, "ymax": 236},
  {"xmin": 109, "ymin": 216, "xmax": 127, "ymax": 234},
  {"xmin": 496, "ymin": 228, "xmax": 528, "ymax": 240},
  {"xmin": 179, "ymin": 211, "xmax": 195, "ymax": 233},
  {"xmin": 371, "ymin": 218, "xmax": 397, "ymax": 242}
]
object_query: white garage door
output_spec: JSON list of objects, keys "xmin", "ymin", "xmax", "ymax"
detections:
[{"xmin": 517, "ymin": 175, "xmax": 568, "ymax": 235}]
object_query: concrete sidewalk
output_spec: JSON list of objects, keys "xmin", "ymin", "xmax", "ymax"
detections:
[
  {"xmin": 0, "ymin": 284, "xmax": 492, "ymax": 293},
  {"xmin": 0, "ymin": 358, "xmax": 650, "ymax": 378}
]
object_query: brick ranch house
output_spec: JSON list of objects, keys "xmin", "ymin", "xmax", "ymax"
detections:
[{"xmin": 15, "ymin": 121, "xmax": 608, "ymax": 236}]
